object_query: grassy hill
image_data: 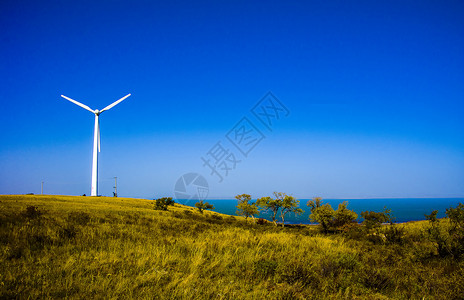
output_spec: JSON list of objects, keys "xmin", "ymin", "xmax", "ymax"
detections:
[{"xmin": 0, "ymin": 195, "xmax": 462, "ymax": 299}]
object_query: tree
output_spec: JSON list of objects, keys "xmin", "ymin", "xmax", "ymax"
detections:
[
  {"xmin": 307, "ymin": 198, "xmax": 357, "ymax": 233},
  {"xmin": 236, "ymin": 194, "xmax": 259, "ymax": 222},
  {"xmin": 445, "ymin": 203, "xmax": 464, "ymax": 258},
  {"xmin": 195, "ymin": 200, "xmax": 214, "ymax": 213},
  {"xmin": 425, "ymin": 203, "xmax": 464, "ymax": 259},
  {"xmin": 361, "ymin": 207, "xmax": 393, "ymax": 230},
  {"xmin": 332, "ymin": 201, "xmax": 358, "ymax": 228},
  {"xmin": 275, "ymin": 192, "xmax": 303, "ymax": 227},
  {"xmin": 307, "ymin": 197, "xmax": 334, "ymax": 233},
  {"xmin": 256, "ymin": 192, "xmax": 303, "ymax": 227},
  {"xmin": 154, "ymin": 197, "xmax": 175, "ymax": 211},
  {"xmin": 307, "ymin": 197, "xmax": 324, "ymax": 211},
  {"xmin": 446, "ymin": 202, "xmax": 464, "ymax": 231},
  {"xmin": 257, "ymin": 195, "xmax": 283, "ymax": 226},
  {"xmin": 424, "ymin": 210, "xmax": 448, "ymax": 257}
]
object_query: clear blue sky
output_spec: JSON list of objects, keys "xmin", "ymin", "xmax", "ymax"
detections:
[{"xmin": 1, "ymin": 0, "xmax": 463, "ymax": 199}]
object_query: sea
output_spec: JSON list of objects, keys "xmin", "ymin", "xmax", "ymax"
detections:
[{"xmin": 178, "ymin": 198, "xmax": 464, "ymax": 224}]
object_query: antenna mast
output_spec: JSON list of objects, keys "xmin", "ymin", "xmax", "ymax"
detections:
[{"xmin": 113, "ymin": 177, "xmax": 118, "ymax": 197}]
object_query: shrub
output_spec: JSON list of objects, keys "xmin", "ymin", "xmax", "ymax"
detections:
[
  {"xmin": 425, "ymin": 203, "xmax": 464, "ymax": 259},
  {"xmin": 28, "ymin": 233, "xmax": 51, "ymax": 251},
  {"xmin": 59, "ymin": 225, "xmax": 78, "ymax": 241},
  {"xmin": 307, "ymin": 198, "xmax": 334, "ymax": 233},
  {"xmin": 361, "ymin": 207, "xmax": 393, "ymax": 230},
  {"xmin": 361, "ymin": 267, "xmax": 392, "ymax": 292},
  {"xmin": 447, "ymin": 203, "xmax": 464, "ymax": 231},
  {"xmin": 307, "ymin": 198, "xmax": 357, "ymax": 233},
  {"xmin": 254, "ymin": 259, "xmax": 278, "ymax": 279},
  {"xmin": 23, "ymin": 206, "xmax": 42, "ymax": 219},
  {"xmin": 256, "ymin": 218, "xmax": 268, "ymax": 225},
  {"xmin": 210, "ymin": 214, "xmax": 223, "ymax": 220},
  {"xmin": 154, "ymin": 197, "xmax": 175, "ymax": 211},
  {"xmin": 67, "ymin": 211, "xmax": 91, "ymax": 225},
  {"xmin": 383, "ymin": 224, "xmax": 406, "ymax": 245},
  {"xmin": 280, "ymin": 261, "xmax": 314, "ymax": 287},
  {"xmin": 332, "ymin": 201, "xmax": 358, "ymax": 229},
  {"xmin": 206, "ymin": 214, "xmax": 223, "ymax": 224},
  {"xmin": 340, "ymin": 222, "xmax": 364, "ymax": 240}
]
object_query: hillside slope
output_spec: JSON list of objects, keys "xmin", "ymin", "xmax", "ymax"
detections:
[{"xmin": 0, "ymin": 195, "xmax": 462, "ymax": 299}]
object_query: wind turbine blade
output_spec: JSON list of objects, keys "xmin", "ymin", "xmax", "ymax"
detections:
[
  {"xmin": 61, "ymin": 95, "xmax": 95, "ymax": 113},
  {"xmin": 100, "ymin": 93, "xmax": 131, "ymax": 113}
]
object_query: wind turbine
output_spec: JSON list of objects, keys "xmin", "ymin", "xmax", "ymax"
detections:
[{"xmin": 61, "ymin": 93, "xmax": 131, "ymax": 196}]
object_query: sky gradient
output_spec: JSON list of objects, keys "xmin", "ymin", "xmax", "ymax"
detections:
[{"xmin": 1, "ymin": 0, "xmax": 463, "ymax": 199}]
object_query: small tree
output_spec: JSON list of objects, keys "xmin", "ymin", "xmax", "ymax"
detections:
[
  {"xmin": 445, "ymin": 203, "xmax": 464, "ymax": 258},
  {"xmin": 307, "ymin": 197, "xmax": 334, "ymax": 233},
  {"xmin": 332, "ymin": 201, "xmax": 358, "ymax": 228},
  {"xmin": 447, "ymin": 203, "xmax": 464, "ymax": 231},
  {"xmin": 361, "ymin": 207, "xmax": 393, "ymax": 231},
  {"xmin": 424, "ymin": 210, "xmax": 447, "ymax": 256},
  {"xmin": 275, "ymin": 192, "xmax": 303, "ymax": 227},
  {"xmin": 154, "ymin": 197, "xmax": 175, "ymax": 211},
  {"xmin": 257, "ymin": 195, "xmax": 283, "ymax": 226},
  {"xmin": 425, "ymin": 203, "xmax": 464, "ymax": 259},
  {"xmin": 307, "ymin": 198, "xmax": 357, "ymax": 233},
  {"xmin": 195, "ymin": 200, "xmax": 214, "ymax": 213},
  {"xmin": 236, "ymin": 194, "xmax": 259, "ymax": 222}
]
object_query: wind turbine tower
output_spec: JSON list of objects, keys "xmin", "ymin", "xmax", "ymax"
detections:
[{"xmin": 61, "ymin": 93, "xmax": 131, "ymax": 196}]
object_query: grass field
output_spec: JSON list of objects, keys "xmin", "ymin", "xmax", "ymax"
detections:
[{"xmin": 0, "ymin": 195, "xmax": 463, "ymax": 299}]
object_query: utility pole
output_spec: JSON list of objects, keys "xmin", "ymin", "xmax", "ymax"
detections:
[
  {"xmin": 41, "ymin": 181, "xmax": 44, "ymax": 195},
  {"xmin": 113, "ymin": 177, "xmax": 117, "ymax": 197}
]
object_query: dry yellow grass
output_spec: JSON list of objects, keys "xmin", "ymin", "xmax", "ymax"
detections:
[{"xmin": 0, "ymin": 195, "xmax": 463, "ymax": 299}]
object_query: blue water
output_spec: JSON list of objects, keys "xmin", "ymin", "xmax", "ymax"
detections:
[{"xmin": 179, "ymin": 198, "xmax": 464, "ymax": 224}]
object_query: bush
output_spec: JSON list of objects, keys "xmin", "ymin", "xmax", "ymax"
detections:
[
  {"xmin": 210, "ymin": 214, "xmax": 223, "ymax": 220},
  {"xmin": 307, "ymin": 198, "xmax": 357, "ymax": 233},
  {"xmin": 340, "ymin": 222, "xmax": 364, "ymax": 240},
  {"xmin": 447, "ymin": 203, "xmax": 464, "ymax": 231},
  {"xmin": 332, "ymin": 202, "xmax": 358, "ymax": 229},
  {"xmin": 59, "ymin": 225, "xmax": 78, "ymax": 240},
  {"xmin": 361, "ymin": 267, "xmax": 392, "ymax": 292},
  {"xmin": 254, "ymin": 259, "xmax": 278, "ymax": 279},
  {"xmin": 154, "ymin": 197, "xmax": 175, "ymax": 211},
  {"xmin": 366, "ymin": 233, "xmax": 386, "ymax": 244},
  {"xmin": 425, "ymin": 203, "xmax": 464, "ymax": 259},
  {"xmin": 383, "ymin": 224, "xmax": 406, "ymax": 245},
  {"xmin": 206, "ymin": 214, "xmax": 223, "ymax": 224},
  {"xmin": 256, "ymin": 218, "xmax": 268, "ymax": 225},
  {"xmin": 23, "ymin": 206, "xmax": 43, "ymax": 219},
  {"xmin": 67, "ymin": 211, "xmax": 91, "ymax": 225},
  {"xmin": 307, "ymin": 198, "xmax": 334, "ymax": 233},
  {"xmin": 361, "ymin": 207, "xmax": 393, "ymax": 230}
]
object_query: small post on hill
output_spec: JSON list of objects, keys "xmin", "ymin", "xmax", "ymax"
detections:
[
  {"xmin": 41, "ymin": 181, "xmax": 44, "ymax": 195},
  {"xmin": 113, "ymin": 177, "xmax": 117, "ymax": 197}
]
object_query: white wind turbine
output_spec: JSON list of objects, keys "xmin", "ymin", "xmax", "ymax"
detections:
[{"xmin": 61, "ymin": 93, "xmax": 131, "ymax": 196}]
